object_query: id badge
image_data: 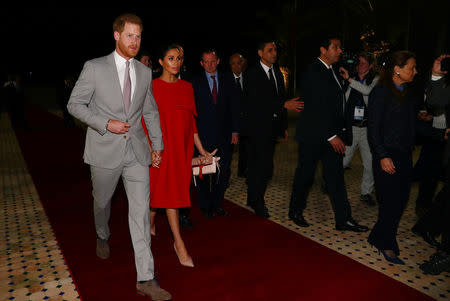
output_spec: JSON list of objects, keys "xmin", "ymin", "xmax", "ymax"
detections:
[{"xmin": 354, "ymin": 106, "xmax": 364, "ymax": 121}]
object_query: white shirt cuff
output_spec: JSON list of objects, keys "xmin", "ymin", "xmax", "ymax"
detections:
[{"xmin": 327, "ymin": 135, "xmax": 337, "ymax": 141}]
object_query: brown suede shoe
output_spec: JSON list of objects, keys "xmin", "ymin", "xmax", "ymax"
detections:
[
  {"xmin": 136, "ymin": 279, "xmax": 171, "ymax": 300},
  {"xmin": 96, "ymin": 238, "xmax": 109, "ymax": 259}
]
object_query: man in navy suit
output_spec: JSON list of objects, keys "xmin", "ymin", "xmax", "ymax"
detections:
[
  {"xmin": 192, "ymin": 49, "xmax": 240, "ymax": 218},
  {"xmin": 288, "ymin": 36, "xmax": 368, "ymax": 232}
]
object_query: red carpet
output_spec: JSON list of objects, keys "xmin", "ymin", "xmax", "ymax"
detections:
[{"xmin": 14, "ymin": 105, "xmax": 433, "ymax": 301}]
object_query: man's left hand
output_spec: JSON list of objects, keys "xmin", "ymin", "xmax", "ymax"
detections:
[
  {"xmin": 329, "ymin": 136, "xmax": 346, "ymax": 154},
  {"xmin": 151, "ymin": 150, "xmax": 162, "ymax": 168}
]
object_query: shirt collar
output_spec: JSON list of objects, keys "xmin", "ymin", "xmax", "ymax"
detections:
[
  {"xmin": 317, "ymin": 57, "xmax": 331, "ymax": 69},
  {"xmin": 114, "ymin": 50, "xmax": 134, "ymax": 66},
  {"xmin": 260, "ymin": 60, "xmax": 272, "ymax": 73},
  {"xmin": 233, "ymin": 72, "xmax": 242, "ymax": 79},
  {"xmin": 205, "ymin": 71, "xmax": 218, "ymax": 78}
]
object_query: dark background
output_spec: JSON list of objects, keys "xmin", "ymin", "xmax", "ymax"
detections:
[{"xmin": 2, "ymin": 1, "xmax": 449, "ymax": 93}]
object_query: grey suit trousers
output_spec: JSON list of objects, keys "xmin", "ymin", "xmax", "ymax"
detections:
[
  {"xmin": 343, "ymin": 126, "xmax": 374, "ymax": 195},
  {"xmin": 90, "ymin": 140, "xmax": 153, "ymax": 281}
]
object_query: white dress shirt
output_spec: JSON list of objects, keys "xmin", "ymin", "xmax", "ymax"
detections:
[
  {"xmin": 114, "ymin": 51, "xmax": 136, "ymax": 103},
  {"xmin": 260, "ymin": 61, "xmax": 278, "ymax": 92},
  {"xmin": 233, "ymin": 73, "xmax": 243, "ymax": 90}
]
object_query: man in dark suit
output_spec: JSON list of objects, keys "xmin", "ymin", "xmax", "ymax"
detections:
[
  {"xmin": 245, "ymin": 41, "xmax": 303, "ymax": 218},
  {"xmin": 289, "ymin": 36, "xmax": 369, "ymax": 232},
  {"xmin": 229, "ymin": 53, "xmax": 249, "ymax": 177},
  {"xmin": 192, "ymin": 49, "xmax": 240, "ymax": 218}
]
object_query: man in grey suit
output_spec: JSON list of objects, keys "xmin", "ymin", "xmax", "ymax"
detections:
[{"xmin": 67, "ymin": 13, "xmax": 171, "ymax": 300}]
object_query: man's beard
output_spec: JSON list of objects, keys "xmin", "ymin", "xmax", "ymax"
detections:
[{"xmin": 118, "ymin": 41, "xmax": 139, "ymax": 58}]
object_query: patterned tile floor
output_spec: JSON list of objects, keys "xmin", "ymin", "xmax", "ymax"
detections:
[
  {"xmin": 1, "ymin": 110, "xmax": 449, "ymax": 300},
  {"xmin": 0, "ymin": 113, "xmax": 79, "ymax": 301},
  {"xmin": 225, "ymin": 113, "xmax": 450, "ymax": 300}
]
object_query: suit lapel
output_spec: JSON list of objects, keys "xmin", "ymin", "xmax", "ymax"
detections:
[
  {"xmin": 201, "ymin": 72, "xmax": 214, "ymax": 103},
  {"xmin": 129, "ymin": 60, "xmax": 141, "ymax": 115},
  {"xmin": 106, "ymin": 53, "xmax": 127, "ymax": 115},
  {"xmin": 107, "ymin": 53, "xmax": 123, "ymax": 98}
]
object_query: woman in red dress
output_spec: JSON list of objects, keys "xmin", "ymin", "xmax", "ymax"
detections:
[{"xmin": 143, "ymin": 44, "xmax": 209, "ymax": 267}]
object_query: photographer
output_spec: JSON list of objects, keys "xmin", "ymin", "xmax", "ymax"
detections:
[
  {"xmin": 414, "ymin": 55, "xmax": 450, "ymax": 216},
  {"xmin": 413, "ymin": 55, "xmax": 450, "ymax": 274},
  {"xmin": 339, "ymin": 52, "xmax": 379, "ymax": 206}
]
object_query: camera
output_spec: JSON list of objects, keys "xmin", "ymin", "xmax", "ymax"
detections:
[
  {"xmin": 337, "ymin": 52, "xmax": 359, "ymax": 78},
  {"xmin": 441, "ymin": 57, "xmax": 450, "ymax": 72}
]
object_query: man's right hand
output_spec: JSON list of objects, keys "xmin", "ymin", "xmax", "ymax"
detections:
[
  {"xmin": 329, "ymin": 136, "xmax": 346, "ymax": 154},
  {"xmin": 107, "ymin": 120, "xmax": 131, "ymax": 134},
  {"xmin": 380, "ymin": 158, "xmax": 396, "ymax": 174}
]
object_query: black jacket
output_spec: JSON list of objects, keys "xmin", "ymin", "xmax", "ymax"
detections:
[
  {"xmin": 245, "ymin": 62, "xmax": 287, "ymax": 138},
  {"xmin": 368, "ymin": 85, "xmax": 416, "ymax": 159},
  {"xmin": 295, "ymin": 59, "xmax": 350, "ymax": 144}
]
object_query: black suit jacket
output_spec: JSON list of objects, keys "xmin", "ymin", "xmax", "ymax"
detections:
[
  {"xmin": 368, "ymin": 85, "xmax": 416, "ymax": 159},
  {"xmin": 295, "ymin": 59, "xmax": 350, "ymax": 144},
  {"xmin": 231, "ymin": 72, "xmax": 249, "ymax": 136},
  {"xmin": 245, "ymin": 62, "xmax": 287, "ymax": 138},
  {"xmin": 192, "ymin": 71, "xmax": 240, "ymax": 150}
]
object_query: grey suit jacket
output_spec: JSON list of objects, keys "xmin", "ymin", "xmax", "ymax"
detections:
[{"xmin": 68, "ymin": 52, "xmax": 163, "ymax": 169}]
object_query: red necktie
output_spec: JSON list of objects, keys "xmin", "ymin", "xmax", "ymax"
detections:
[{"xmin": 211, "ymin": 75, "xmax": 218, "ymax": 104}]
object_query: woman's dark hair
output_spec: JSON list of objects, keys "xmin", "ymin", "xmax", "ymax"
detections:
[
  {"xmin": 157, "ymin": 43, "xmax": 182, "ymax": 61},
  {"xmin": 379, "ymin": 50, "xmax": 416, "ymax": 100}
]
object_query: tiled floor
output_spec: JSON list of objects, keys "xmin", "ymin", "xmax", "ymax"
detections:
[
  {"xmin": 1, "ymin": 110, "xmax": 449, "ymax": 300},
  {"xmin": 0, "ymin": 113, "xmax": 79, "ymax": 301}
]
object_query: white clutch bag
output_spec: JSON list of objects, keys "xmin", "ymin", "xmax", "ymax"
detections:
[{"xmin": 192, "ymin": 156, "xmax": 220, "ymax": 177}]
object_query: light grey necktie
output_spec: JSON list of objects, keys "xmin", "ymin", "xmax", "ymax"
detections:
[{"xmin": 123, "ymin": 60, "xmax": 131, "ymax": 114}]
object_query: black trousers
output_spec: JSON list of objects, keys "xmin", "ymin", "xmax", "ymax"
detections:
[
  {"xmin": 196, "ymin": 143, "xmax": 232, "ymax": 210},
  {"xmin": 247, "ymin": 135, "xmax": 276, "ymax": 208},
  {"xmin": 238, "ymin": 136, "xmax": 249, "ymax": 176},
  {"xmin": 416, "ymin": 140, "xmax": 446, "ymax": 209},
  {"xmin": 368, "ymin": 152, "xmax": 412, "ymax": 255},
  {"xmin": 289, "ymin": 140, "xmax": 351, "ymax": 224},
  {"xmin": 414, "ymin": 161, "xmax": 450, "ymax": 252}
]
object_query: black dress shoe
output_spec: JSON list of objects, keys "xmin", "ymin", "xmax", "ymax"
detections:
[
  {"xmin": 215, "ymin": 207, "xmax": 228, "ymax": 216},
  {"xmin": 412, "ymin": 227, "xmax": 441, "ymax": 248},
  {"xmin": 336, "ymin": 220, "xmax": 369, "ymax": 232},
  {"xmin": 420, "ymin": 251, "xmax": 450, "ymax": 275},
  {"xmin": 288, "ymin": 211, "xmax": 310, "ymax": 227},
  {"xmin": 200, "ymin": 208, "xmax": 215, "ymax": 219},
  {"xmin": 253, "ymin": 205, "xmax": 270, "ymax": 218},
  {"xmin": 179, "ymin": 214, "xmax": 193, "ymax": 228}
]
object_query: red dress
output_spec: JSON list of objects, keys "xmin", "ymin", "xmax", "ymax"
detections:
[{"xmin": 142, "ymin": 78, "xmax": 197, "ymax": 208}]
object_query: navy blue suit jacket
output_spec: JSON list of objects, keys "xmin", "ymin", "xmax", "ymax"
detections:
[{"xmin": 192, "ymin": 71, "xmax": 240, "ymax": 151}]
